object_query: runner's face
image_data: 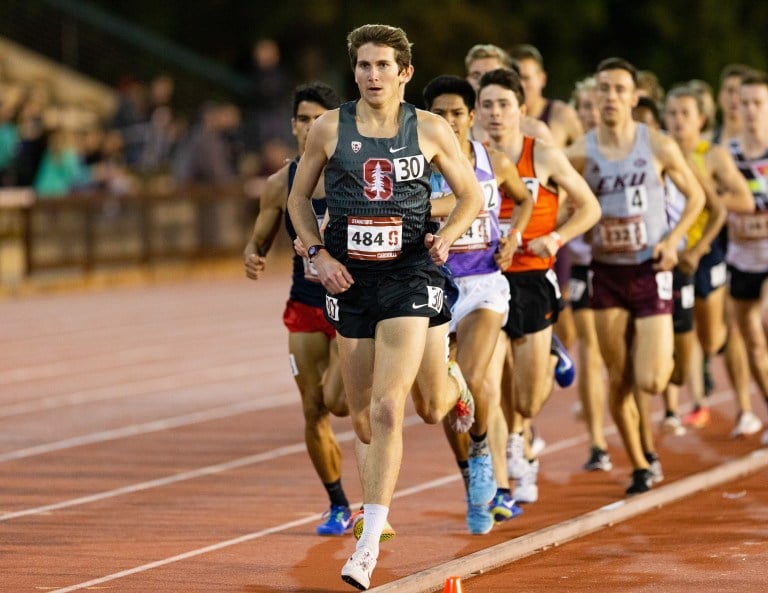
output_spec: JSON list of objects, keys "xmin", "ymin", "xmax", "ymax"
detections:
[
  {"xmin": 596, "ymin": 68, "xmax": 637, "ymax": 127},
  {"xmin": 517, "ymin": 58, "xmax": 545, "ymax": 105},
  {"xmin": 429, "ymin": 94, "xmax": 473, "ymax": 141},
  {"xmin": 664, "ymin": 95, "xmax": 703, "ymax": 142},
  {"xmin": 292, "ymin": 101, "xmax": 328, "ymax": 153},
  {"xmin": 466, "ymin": 57, "xmax": 503, "ymax": 91},
  {"xmin": 354, "ymin": 43, "xmax": 409, "ymax": 106},
  {"xmin": 477, "ymin": 84, "xmax": 521, "ymax": 141},
  {"xmin": 719, "ymin": 75, "xmax": 743, "ymax": 119},
  {"xmin": 740, "ymin": 83, "xmax": 768, "ymax": 134},
  {"xmin": 575, "ymin": 89, "xmax": 600, "ymax": 131}
]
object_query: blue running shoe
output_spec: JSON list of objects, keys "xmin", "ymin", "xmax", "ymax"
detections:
[
  {"xmin": 551, "ymin": 333, "xmax": 575, "ymax": 388},
  {"xmin": 468, "ymin": 453, "xmax": 497, "ymax": 505},
  {"xmin": 489, "ymin": 491, "xmax": 523, "ymax": 523},
  {"xmin": 466, "ymin": 500, "xmax": 494, "ymax": 535},
  {"xmin": 316, "ymin": 505, "xmax": 351, "ymax": 536}
]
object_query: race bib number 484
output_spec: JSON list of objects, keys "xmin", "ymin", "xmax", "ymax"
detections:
[{"xmin": 347, "ymin": 215, "xmax": 403, "ymax": 260}]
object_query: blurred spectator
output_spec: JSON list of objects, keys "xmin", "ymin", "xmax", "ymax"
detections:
[
  {"xmin": 136, "ymin": 74, "xmax": 182, "ymax": 175},
  {"xmin": 241, "ymin": 38, "xmax": 293, "ymax": 151},
  {"xmin": 0, "ymin": 89, "xmax": 21, "ymax": 185},
  {"xmin": 174, "ymin": 101, "xmax": 242, "ymax": 185},
  {"xmin": 173, "ymin": 101, "xmax": 243, "ymax": 252},
  {"xmin": 33, "ymin": 127, "xmax": 91, "ymax": 198},
  {"xmin": 110, "ymin": 74, "xmax": 149, "ymax": 166},
  {"xmin": 11, "ymin": 90, "xmax": 49, "ymax": 187}
]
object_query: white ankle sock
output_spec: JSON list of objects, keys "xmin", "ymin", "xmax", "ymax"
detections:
[{"xmin": 357, "ymin": 503, "xmax": 388, "ymax": 556}]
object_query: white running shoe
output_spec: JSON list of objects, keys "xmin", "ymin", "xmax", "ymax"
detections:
[
  {"xmin": 341, "ymin": 547, "xmax": 377, "ymax": 591},
  {"xmin": 513, "ymin": 458, "xmax": 539, "ymax": 503},
  {"xmin": 662, "ymin": 414, "xmax": 687, "ymax": 436},
  {"xmin": 506, "ymin": 433, "xmax": 528, "ymax": 480},
  {"xmin": 730, "ymin": 411, "xmax": 763, "ymax": 438},
  {"xmin": 530, "ymin": 429, "xmax": 546, "ymax": 457}
]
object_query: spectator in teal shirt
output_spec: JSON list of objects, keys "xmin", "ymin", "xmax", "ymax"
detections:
[{"xmin": 33, "ymin": 129, "xmax": 91, "ymax": 197}]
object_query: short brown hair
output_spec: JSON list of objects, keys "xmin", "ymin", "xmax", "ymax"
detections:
[
  {"xmin": 719, "ymin": 63, "xmax": 752, "ymax": 84},
  {"xmin": 596, "ymin": 57, "xmax": 638, "ymax": 86},
  {"xmin": 464, "ymin": 44, "xmax": 513, "ymax": 70},
  {"xmin": 740, "ymin": 69, "xmax": 768, "ymax": 89},
  {"xmin": 510, "ymin": 43, "xmax": 544, "ymax": 67},
  {"xmin": 478, "ymin": 67, "xmax": 525, "ymax": 107},
  {"xmin": 347, "ymin": 24, "xmax": 412, "ymax": 73}
]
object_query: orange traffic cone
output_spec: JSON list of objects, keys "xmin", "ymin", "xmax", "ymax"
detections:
[{"xmin": 443, "ymin": 575, "xmax": 465, "ymax": 593}]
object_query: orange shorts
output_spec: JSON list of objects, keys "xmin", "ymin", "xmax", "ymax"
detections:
[{"xmin": 282, "ymin": 299, "xmax": 336, "ymax": 339}]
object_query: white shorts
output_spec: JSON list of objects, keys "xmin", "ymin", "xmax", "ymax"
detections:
[{"xmin": 449, "ymin": 271, "xmax": 510, "ymax": 334}]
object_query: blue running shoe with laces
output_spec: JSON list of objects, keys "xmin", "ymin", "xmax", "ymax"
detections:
[
  {"xmin": 466, "ymin": 500, "xmax": 494, "ymax": 535},
  {"xmin": 316, "ymin": 505, "xmax": 351, "ymax": 536},
  {"xmin": 551, "ymin": 333, "xmax": 575, "ymax": 388},
  {"xmin": 489, "ymin": 491, "xmax": 523, "ymax": 523},
  {"xmin": 468, "ymin": 453, "xmax": 496, "ymax": 505}
]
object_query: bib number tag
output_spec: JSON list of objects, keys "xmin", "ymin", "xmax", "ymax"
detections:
[
  {"xmin": 545, "ymin": 268, "xmax": 562, "ymax": 299},
  {"xmin": 656, "ymin": 270, "xmax": 673, "ymax": 301},
  {"xmin": 731, "ymin": 211, "xmax": 768, "ymax": 241},
  {"xmin": 480, "ymin": 179, "xmax": 499, "ymax": 211},
  {"xmin": 599, "ymin": 215, "xmax": 648, "ymax": 253},
  {"xmin": 523, "ymin": 177, "xmax": 540, "ymax": 203},
  {"xmin": 450, "ymin": 212, "xmax": 491, "ymax": 252},
  {"xmin": 347, "ymin": 216, "xmax": 403, "ymax": 260},
  {"xmin": 302, "ymin": 257, "xmax": 321, "ymax": 282},
  {"xmin": 393, "ymin": 155, "xmax": 426, "ymax": 182},
  {"xmin": 680, "ymin": 283, "xmax": 695, "ymax": 309},
  {"xmin": 568, "ymin": 277, "xmax": 587, "ymax": 302},
  {"xmin": 625, "ymin": 185, "xmax": 648, "ymax": 214}
]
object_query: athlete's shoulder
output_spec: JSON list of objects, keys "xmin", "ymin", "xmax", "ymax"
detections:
[
  {"xmin": 260, "ymin": 160, "xmax": 293, "ymax": 208},
  {"xmin": 647, "ymin": 125, "xmax": 682, "ymax": 161},
  {"xmin": 521, "ymin": 116, "xmax": 554, "ymax": 143}
]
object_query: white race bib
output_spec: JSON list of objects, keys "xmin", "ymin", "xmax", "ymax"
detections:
[
  {"xmin": 731, "ymin": 211, "xmax": 768, "ymax": 241},
  {"xmin": 599, "ymin": 215, "xmax": 648, "ymax": 253},
  {"xmin": 450, "ymin": 212, "xmax": 491, "ymax": 253},
  {"xmin": 347, "ymin": 215, "xmax": 403, "ymax": 260}
]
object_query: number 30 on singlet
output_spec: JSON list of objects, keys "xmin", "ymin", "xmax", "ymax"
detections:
[{"xmin": 393, "ymin": 155, "xmax": 426, "ymax": 181}]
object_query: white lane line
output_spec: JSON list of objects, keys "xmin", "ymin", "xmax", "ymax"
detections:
[
  {"xmin": 0, "ymin": 360, "xmax": 285, "ymax": 418},
  {"xmin": 0, "ymin": 390, "xmax": 735, "ymax": 521},
  {"xmin": 0, "ymin": 394, "xmax": 296, "ymax": 463},
  {"xmin": 368, "ymin": 448, "xmax": 768, "ymax": 593},
  {"xmin": 35, "ymin": 388, "xmax": 747, "ymax": 593},
  {"xmin": 41, "ymin": 472, "xmax": 462, "ymax": 593},
  {"xmin": 0, "ymin": 416, "xmax": 423, "ymax": 522}
]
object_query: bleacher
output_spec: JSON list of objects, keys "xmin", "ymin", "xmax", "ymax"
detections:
[{"xmin": 0, "ymin": 15, "xmax": 278, "ymax": 296}]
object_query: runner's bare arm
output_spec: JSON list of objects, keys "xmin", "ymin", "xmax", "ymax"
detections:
[
  {"xmin": 419, "ymin": 112, "xmax": 483, "ymax": 263},
  {"xmin": 287, "ymin": 111, "xmax": 354, "ymax": 294},
  {"xmin": 653, "ymin": 131, "xmax": 705, "ymax": 269},
  {"xmin": 244, "ymin": 165, "xmax": 289, "ymax": 280},
  {"xmin": 708, "ymin": 145, "xmax": 755, "ymax": 214}
]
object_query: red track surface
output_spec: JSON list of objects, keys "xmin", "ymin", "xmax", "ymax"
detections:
[{"xmin": 2, "ymin": 261, "xmax": 766, "ymax": 592}]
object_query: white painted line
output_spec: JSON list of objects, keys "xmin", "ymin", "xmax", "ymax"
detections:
[
  {"xmin": 0, "ymin": 394, "xmax": 296, "ymax": 463},
  {"xmin": 0, "ymin": 416, "xmax": 424, "ymax": 521},
  {"xmin": 18, "ymin": 388, "xmax": 742, "ymax": 590},
  {"xmin": 38, "ymin": 441, "xmax": 768, "ymax": 593},
  {"xmin": 0, "ymin": 360, "xmax": 285, "ymax": 418},
  {"xmin": 0, "ymin": 389, "xmax": 735, "ymax": 521},
  {"xmin": 41, "ymin": 472, "xmax": 459, "ymax": 593},
  {"xmin": 368, "ymin": 449, "xmax": 768, "ymax": 593}
]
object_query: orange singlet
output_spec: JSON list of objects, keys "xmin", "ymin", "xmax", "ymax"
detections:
[{"xmin": 499, "ymin": 136, "xmax": 559, "ymax": 272}]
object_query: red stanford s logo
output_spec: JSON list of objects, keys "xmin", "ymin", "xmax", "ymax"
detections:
[{"xmin": 363, "ymin": 158, "xmax": 393, "ymax": 201}]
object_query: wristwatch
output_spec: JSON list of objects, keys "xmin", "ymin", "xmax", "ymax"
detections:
[{"xmin": 307, "ymin": 244, "xmax": 326, "ymax": 260}]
